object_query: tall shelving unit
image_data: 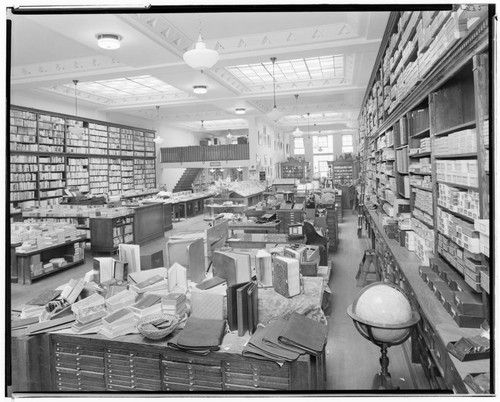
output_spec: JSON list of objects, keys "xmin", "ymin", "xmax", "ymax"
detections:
[
  {"xmin": 9, "ymin": 106, "xmax": 157, "ymax": 207},
  {"xmin": 358, "ymin": 8, "xmax": 491, "ymax": 393}
]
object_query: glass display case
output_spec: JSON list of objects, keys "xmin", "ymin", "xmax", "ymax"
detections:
[{"xmin": 203, "ymin": 197, "xmax": 248, "ymax": 221}]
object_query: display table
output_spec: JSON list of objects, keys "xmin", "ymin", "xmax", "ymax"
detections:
[
  {"xmin": 365, "ymin": 209, "xmax": 489, "ymax": 393},
  {"xmin": 15, "ymin": 238, "xmax": 86, "ymax": 285},
  {"xmin": 226, "ymin": 233, "xmax": 306, "ymax": 248},
  {"xmin": 132, "ymin": 203, "xmax": 165, "ymax": 245}
]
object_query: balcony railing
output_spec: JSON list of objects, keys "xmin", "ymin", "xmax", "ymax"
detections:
[{"xmin": 160, "ymin": 144, "xmax": 249, "ymax": 163}]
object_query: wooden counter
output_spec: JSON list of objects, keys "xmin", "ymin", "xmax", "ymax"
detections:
[
  {"xmin": 133, "ymin": 203, "xmax": 165, "ymax": 245},
  {"xmin": 226, "ymin": 233, "xmax": 306, "ymax": 249},
  {"xmin": 228, "ymin": 220, "xmax": 280, "ymax": 234},
  {"xmin": 366, "ymin": 209, "xmax": 489, "ymax": 393}
]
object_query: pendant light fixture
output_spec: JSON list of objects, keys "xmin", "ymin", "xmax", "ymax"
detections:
[
  {"xmin": 193, "ymin": 85, "xmax": 208, "ymax": 94},
  {"xmin": 235, "ymin": 108, "xmax": 246, "ymax": 115},
  {"xmin": 69, "ymin": 80, "xmax": 84, "ymax": 138},
  {"xmin": 267, "ymin": 57, "xmax": 283, "ymax": 122},
  {"xmin": 153, "ymin": 106, "xmax": 164, "ymax": 144},
  {"xmin": 292, "ymin": 94, "xmax": 304, "ymax": 136},
  {"xmin": 183, "ymin": 31, "xmax": 220, "ymax": 70},
  {"xmin": 226, "ymin": 129, "xmax": 233, "ymax": 139},
  {"xmin": 307, "ymin": 112, "xmax": 310, "ymax": 139}
]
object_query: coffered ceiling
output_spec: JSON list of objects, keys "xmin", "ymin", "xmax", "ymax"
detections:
[{"xmin": 8, "ymin": 7, "xmax": 390, "ymax": 133}]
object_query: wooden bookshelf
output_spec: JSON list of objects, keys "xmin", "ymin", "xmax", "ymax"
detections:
[
  {"xmin": 358, "ymin": 9, "xmax": 491, "ymax": 392},
  {"xmin": 9, "ymin": 106, "xmax": 157, "ymax": 206}
]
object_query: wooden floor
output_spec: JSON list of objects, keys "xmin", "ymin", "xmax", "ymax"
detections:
[{"xmin": 10, "ymin": 210, "xmax": 430, "ymax": 392}]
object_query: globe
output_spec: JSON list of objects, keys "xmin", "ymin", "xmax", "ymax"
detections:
[
  {"xmin": 350, "ymin": 282, "xmax": 415, "ymax": 344},
  {"xmin": 313, "ymin": 172, "xmax": 321, "ymax": 180}
]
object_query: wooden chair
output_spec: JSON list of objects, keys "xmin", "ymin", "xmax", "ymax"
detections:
[{"xmin": 303, "ymin": 221, "xmax": 328, "ymax": 265}]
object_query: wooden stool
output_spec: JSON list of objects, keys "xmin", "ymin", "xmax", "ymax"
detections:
[{"xmin": 355, "ymin": 249, "xmax": 380, "ymax": 287}]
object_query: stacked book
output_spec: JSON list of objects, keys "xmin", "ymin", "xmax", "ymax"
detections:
[
  {"xmin": 105, "ymin": 289, "xmax": 137, "ymax": 312},
  {"xmin": 161, "ymin": 293, "xmax": 187, "ymax": 316},
  {"xmin": 129, "ymin": 294, "xmax": 163, "ymax": 318},
  {"xmin": 100, "ymin": 307, "xmax": 137, "ymax": 339},
  {"xmin": 72, "ymin": 310, "xmax": 106, "ymax": 334}
]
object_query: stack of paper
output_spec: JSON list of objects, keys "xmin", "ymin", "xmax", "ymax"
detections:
[
  {"xmin": 71, "ymin": 293, "xmax": 106, "ymax": 321},
  {"xmin": 129, "ymin": 294, "xmax": 162, "ymax": 318},
  {"xmin": 130, "ymin": 274, "xmax": 168, "ymax": 294},
  {"xmin": 161, "ymin": 293, "xmax": 187, "ymax": 317},
  {"xmin": 72, "ymin": 310, "xmax": 106, "ymax": 334},
  {"xmin": 100, "ymin": 307, "xmax": 136, "ymax": 339},
  {"xmin": 105, "ymin": 289, "xmax": 137, "ymax": 312}
]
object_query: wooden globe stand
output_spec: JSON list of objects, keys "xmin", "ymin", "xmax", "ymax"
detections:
[{"xmin": 347, "ymin": 305, "xmax": 420, "ymax": 391}]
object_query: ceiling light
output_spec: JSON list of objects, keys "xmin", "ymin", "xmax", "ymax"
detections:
[
  {"xmin": 236, "ymin": 167, "xmax": 243, "ymax": 172},
  {"xmin": 183, "ymin": 33, "xmax": 220, "ymax": 70},
  {"xmin": 193, "ymin": 85, "xmax": 208, "ymax": 94},
  {"xmin": 292, "ymin": 94, "xmax": 304, "ymax": 136},
  {"xmin": 226, "ymin": 130, "xmax": 233, "ymax": 139},
  {"xmin": 97, "ymin": 33, "xmax": 121, "ymax": 50},
  {"xmin": 153, "ymin": 106, "xmax": 164, "ymax": 144},
  {"xmin": 267, "ymin": 57, "xmax": 283, "ymax": 122},
  {"xmin": 235, "ymin": 108, "xmax": 246, "ymax": 115},
  {"xmin": 210, "ymin": 168, "xmax": 216, "ymax": 173}
]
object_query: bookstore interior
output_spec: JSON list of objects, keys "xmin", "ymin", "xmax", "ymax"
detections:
[{"xmin": 5, "ymin": 5, "xmax": 494, "ymax": 396}]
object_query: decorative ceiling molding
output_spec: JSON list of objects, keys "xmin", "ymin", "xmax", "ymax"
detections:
[
  {"xmin": 11, "ymin": 55, "xmax": 124, "ymax": 83},
  {"xmin": 42, "ymin": 83, "xmax": 194, "ymax": 107}
]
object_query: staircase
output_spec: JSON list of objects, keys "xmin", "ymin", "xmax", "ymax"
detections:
[{"xmin": 172, "ymin": 168, "xmax": 203, "ymax": 193}]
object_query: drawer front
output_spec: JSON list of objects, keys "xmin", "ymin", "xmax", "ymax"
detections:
[
  {"xmin": 224, "ymin": 372, "xmax": 289, "ymax": 390},
  {"xmin": 106, "ymin": 347, "xmax": 158, "ymax": 361},
  {"xmin": 444, "ymin": 357, "xmax": 468, "ymax": 394},
  {"xmin": 222, "ymin": 360, "xmax": 290, "ymax": 379},
  {"xmin": 161, "ymin": 358, "xmax": 223, "ymax": 391},
  {"xmin": 55, "ymin": 352, "xmax": 105, "ymax": 370},
  {"xmin": 107, "ymin": 364, "xmax": 159, "ymax": 378},
  {"xmin": 224, "ymin": 383, "xmax": 276, "ymax": 391}
]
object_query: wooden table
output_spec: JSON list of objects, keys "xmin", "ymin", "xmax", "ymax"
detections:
[
  {"xmin": 227, "ymin": 220, "xmax": 280, "ymax": 235},
  {"xmin": 226, "ymin": 233, "xmax": 306, "ymax": 249}
]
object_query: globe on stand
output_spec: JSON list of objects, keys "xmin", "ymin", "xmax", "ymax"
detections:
[{"xmin": 347, "ymin": 281, "xmax": 420, "ymax": 390}]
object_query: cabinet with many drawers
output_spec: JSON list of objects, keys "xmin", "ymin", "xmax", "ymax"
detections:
[{"xmin": 26, "ymin": 332, "xmax": 325, "ymax": 393}]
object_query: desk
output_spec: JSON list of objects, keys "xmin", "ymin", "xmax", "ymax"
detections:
[
  {"xmin": 227, "ymin": 233, "xmax": 306, "ymax": 249},
  {"xmin": 227, "ymin": 220, "xmax": 280, "ymax": 235}
]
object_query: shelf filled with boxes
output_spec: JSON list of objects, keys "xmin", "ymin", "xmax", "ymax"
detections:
[
  {"xmin": 11, "ymin": 154, "xmax": 38, "ymax": 202},
  {"xmin": 358, "ymin": 9, "xmax": 491, "ymax": 392},
  {"xmin": 133, "ymin": 129, "xmax": 146, "ymax": 157},
  {"xmin": 37, "ymin": 113, "xmax": 65, "ymax": 153},
  {"xmin": 38, "ymin": 155, "xmax": 66, "ymax": 201},
  {"xmin": 108, "ymin": 158, "xmax": 122, "ymax": 196},
  {"xmin": 88, "ymin": 123, "xmax": 108, "ymax": 155},
  {"xmin": 121, "ymin": 159, "xmax": 134, "ymax": 192},
  {"xmin": 144, "ymin": 159, "xmax": 156, "ymax": 189},
  {"xmin": 90, "ymin": 213, "xmax": 135, "ymax": 254},
  {"xmin": 65, "ymin": 119, "xmax": 89, "ymax": 154},
  {"xmin": 66, "ymin": 157, "xmax": 89, "ymax": 193},
  {"xmin": 88, "ymin": 157, "xmax": 109, "ymax": 195},
  {"xmin": 10, "ymin": 108, "xmax": 38, "ymax": 152},
  {"xmin": 9, "ymin": 106, "xmax": 157, "ymax": 208},
  {"xmin": 133, "ymin": 159, "xmax": 146, "ymax": 191},
  {"xmin": 144, "ymin": 131, "xmax": 156, "ymax": 157}
]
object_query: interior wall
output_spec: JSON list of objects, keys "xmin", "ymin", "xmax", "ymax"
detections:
[{"xmin": 157, "ymin": 122, "xmax": 201, "ymax": 191}]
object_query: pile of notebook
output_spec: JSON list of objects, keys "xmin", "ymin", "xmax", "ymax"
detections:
[
  {"xmin": 100, "ymin": 307, "xmax": 137, "ymax": 339},
  {"xmin": 161, "ymin": 292, "xmax": 187, "ymax": 316},
  {"xmin": 167, "ymin": 316, "xmax": 226, "ymax": 355},
  {"xmin": 243, "ymin": 312, "xmax": 328, "ymax": 364}
]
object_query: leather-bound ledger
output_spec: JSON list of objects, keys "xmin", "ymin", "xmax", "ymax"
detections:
[
  {"xmin": 176, "ymin": 317, "xmax": 226, "ymax": 351},
  {"xmin": 227, "ymin": 282, "xmax": 250, "ymax": 331},
  {"xmin": 247, "ymin": 325, "xmax": 301, "ymax": 362},
  {"xmin": 262, "ymin": 317, "xmax": 305, "ymax": 354},
  {"xmin": 278, "ymin": 312, "xmax": 328, "ymax": 356},
  {"xmin": 236, "ymin": 282, "xmax": 253, "ymax": 336},
  {"xmin": 273, "ymin": 256, "xmax": 301, "ymax": 298},
  {"xmin": 213, "ymin": 251, "xmax": 251, "ymax": 286},
  {"xmin": 247, "ymin": 282, "xmax": 259, "ymax": 335}
]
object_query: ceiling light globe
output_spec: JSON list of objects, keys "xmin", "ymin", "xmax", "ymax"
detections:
[
  {"xmin": 193, "ymin": 85, "xmax": 208, "ymax": 94},
  {"xmin": 97, "ymin": 34, "xmax": 121, "ymax": 50},
  {"xmin": 292, "ymin": 127, "xmax": 304, "ymax": 136},
  {"xmin": 183, "ymin": 34, "xmax": 220, "ymax": 70},
  {"xmin": 235, "ymin": 108, "xmax": 246, "ymax": 115},
  {"xmin": 267, "ymin": 107, "xmax": 283, "ymax": 122},
  {"xmin": 153, "ymin": 135, "xmax": 164, "ymax": 144}
]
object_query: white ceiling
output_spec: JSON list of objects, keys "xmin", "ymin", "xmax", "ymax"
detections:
[{"xmin": 8, "ymin": 8, "xmax": 390, "ymax": 133}]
